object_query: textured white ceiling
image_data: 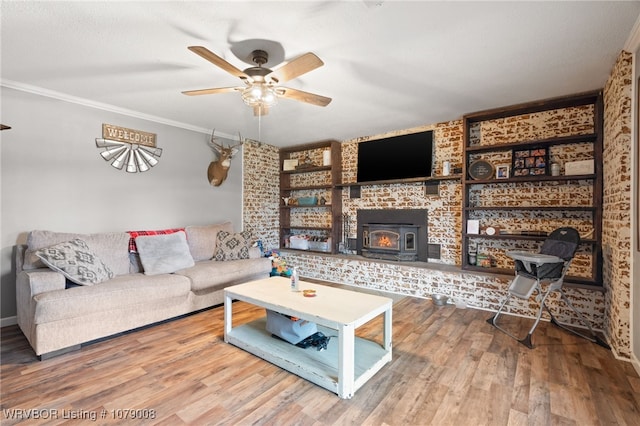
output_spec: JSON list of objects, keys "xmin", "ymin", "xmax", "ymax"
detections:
[{"xmin": 2, "ymin": 1, "xmax": 639, "ymax": 147}]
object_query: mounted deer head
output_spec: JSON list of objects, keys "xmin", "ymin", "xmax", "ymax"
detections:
[{"xmin": 207, "ymin": 131, "xmax": 243, "ymax": 187}]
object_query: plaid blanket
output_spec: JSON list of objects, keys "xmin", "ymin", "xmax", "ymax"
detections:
[{"xmin": 127, "ymin": 228, "xmax": 185, "ymax": 253}]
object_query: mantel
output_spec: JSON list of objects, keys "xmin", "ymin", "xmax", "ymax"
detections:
[{"xmin": 336, "ymin": 174, "xmax": 462, "ymax": 188}]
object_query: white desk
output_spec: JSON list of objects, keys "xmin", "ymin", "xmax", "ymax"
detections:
[{"xmin": 224, "ymin": 277, "xmax": 393, "ymax": 399}]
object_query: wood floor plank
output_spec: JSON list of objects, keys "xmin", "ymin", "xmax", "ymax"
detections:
[
  {"xmin": 510, "ymin": 350, "xmax": 532, "ymax": 415},
  {"xmin": 2, "ymin": 292, "xmax": 638, "ymax": 426},
  {"xmin": 506, "ymin": 407, "xmax": 528, "ymax": 426}
]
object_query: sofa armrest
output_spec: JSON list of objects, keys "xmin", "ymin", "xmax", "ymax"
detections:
[
  {"xmin": 18, "ymin": 270, "xmax": 66, "ymax": 296},
  {"xmin": 16, "ymin": 270, "xmax": 66, "ymax": 349}
]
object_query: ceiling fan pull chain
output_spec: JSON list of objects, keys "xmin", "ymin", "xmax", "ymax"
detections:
[{"xmin": 258, "ymin": 108, "xmax": 262, "ymax": 142}]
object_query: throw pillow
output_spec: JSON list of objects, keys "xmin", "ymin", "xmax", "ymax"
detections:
[
  {"xmin": 185, "ymin": 222, "xmax": 234, "ymax": 261},
  {"xmin": 24, "ymin": 230, "xmax": 130, "ymax": 275},
  {"xmin": 135, "ymin": 231, "xmax": 195, "ymax": 275},
  {"xmin": 35, "ymin": 239, "xmax": 114, "ymax": 286},
  {"xmin": 214, "ymin": 231, "xmax": 252, "ymax": 261}
]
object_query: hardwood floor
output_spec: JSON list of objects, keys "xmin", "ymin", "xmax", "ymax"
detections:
[{"xmin": 2, "ymin": 295, "xmax": 639, "ymax": 425}]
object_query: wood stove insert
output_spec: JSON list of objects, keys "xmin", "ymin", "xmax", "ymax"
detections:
[
  {"xmin": 362, "ymin": 224, "xmax": 419, "ymax": 261},
  {"xmin": 356, "ymin": 209, "xmax": 428, "ymax": 262}
]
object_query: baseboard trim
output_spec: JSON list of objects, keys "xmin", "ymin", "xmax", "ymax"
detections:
[{"xmin": 1, "ymin": 316, "xmax": 17, "ymax": 328}]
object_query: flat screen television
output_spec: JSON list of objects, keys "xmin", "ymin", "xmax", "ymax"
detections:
[{"xmin": 356, "ymin": 131, "xmax": 433, "ymax": 183}]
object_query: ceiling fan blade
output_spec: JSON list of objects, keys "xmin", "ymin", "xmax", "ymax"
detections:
[
  {"xmin": 278, "ymin": 87, "xmax": 332, "ymax": 107},
  {"xmin": 268, "ymin": 52, "xmax": 324, "ymax": 83},
  {"xmin": 188, "ymin": 46, "xmax": 247, "ymax": 79},
  {"xmin": 182, "ymin": 87, "xmax": 241, "ymax": 96}
]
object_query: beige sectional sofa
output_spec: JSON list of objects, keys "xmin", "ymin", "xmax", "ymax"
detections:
[{"xmin": 16, "ymin": 222, "xmax": 272, "ymax": 358}]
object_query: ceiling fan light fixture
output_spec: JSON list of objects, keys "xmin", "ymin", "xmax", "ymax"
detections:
[
  {"xmin": 241, "ymin": 83, "xmax": 278, "ymax": 108},
  {"xmin": 184, "ymin": 46, "xmax": 330, "ymax": 111}
]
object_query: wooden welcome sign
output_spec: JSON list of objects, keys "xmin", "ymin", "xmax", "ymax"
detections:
[{"xmin": 102, "ymin": 123, "xmax": 156, "ymax": 147}]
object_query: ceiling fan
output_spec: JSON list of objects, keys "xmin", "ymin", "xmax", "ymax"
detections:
[{"xmin": 182, "ymin": 46, "xmax": 332, "ymax": 116}]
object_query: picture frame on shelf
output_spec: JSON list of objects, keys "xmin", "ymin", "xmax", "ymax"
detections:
[
  {"xmin": 466, "ymin": 219, "xmax": 480, "ymax": 234},
  {"xmin": 283, "ymin": 159, "xmax": 299, "ymax": 171},
  {"xmin": 496, "ymin": 165, "xmax": 510, "ymax": 179},
  {"xmin": 512, "ymin": 147, "xmax": 548, "ymax": 177},
  {"xmin": 468, "ymin": 159, "xmax": 494, "ymax": 180}
]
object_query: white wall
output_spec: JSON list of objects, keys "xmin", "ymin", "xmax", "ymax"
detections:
[{"xmin": 1, "ymin": 87, "xmax": 244, "ymax": 320}]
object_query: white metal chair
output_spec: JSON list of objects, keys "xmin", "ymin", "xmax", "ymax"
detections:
[{"xmin": 487, "ymin": 227, "xmax": 609, "ymax": 349}]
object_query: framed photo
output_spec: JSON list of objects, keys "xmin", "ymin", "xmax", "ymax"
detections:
[
  {"xmin": 496, "ymin": 165, "xmax": 510, "ymax": 179},
  {"xmin": 512, "ymin": 147, "xmax": 548, "ymax": 177},
  {"xmin": 283, "ymin": 159, "xmax": 299, "ymax": 171},
  {"xmin": 468, "ymin": 159, "xmax": 494, "ymax": 180},
  {"xmin": 466, "ymin": 219, "xmax": 480, "ymax": 234}
]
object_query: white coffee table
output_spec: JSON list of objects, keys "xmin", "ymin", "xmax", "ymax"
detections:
[{"xmin": 224, "ymin": 276, "xmax": 393, "ymax": 399}]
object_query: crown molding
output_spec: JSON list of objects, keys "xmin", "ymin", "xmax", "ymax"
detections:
[
  {"xmin": 1, "ymin": 79, "xmax": 239, "ymax": 141},
  {"xmin": 625, "ymin": 13, "xmax": 640, "ymax": 52}
]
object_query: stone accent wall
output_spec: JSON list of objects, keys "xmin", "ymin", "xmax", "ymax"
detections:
[
  {"xmin": 242, "ymin": 140, "xmax": 280, "ymax": 250},
  {"xmin": 339, "ymin": 109, "xmax": 596, "ymax": 271},
  {"xmin": 603, "ymin": 50, "xmax": 633, "ymax": 359},
  {"xmin": 468, "ymin": 105, "xmax": 594, "ymax": 146},
  {"xmin": 341, "ymin": 122, "xmax": 464, "ymax": 265},
  {"xmin": 282, "ymin": 251, "xmax": 605, "ymax": 329},
  {"xmin": 242, "ymin": 90, "xmax": 621, "ymax": 354}
]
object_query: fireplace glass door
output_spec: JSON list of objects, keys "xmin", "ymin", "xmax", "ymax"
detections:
[
  {"xmin": 362, "ymin": 224, "xmax": 419, "ymax": 261},
  {"xmin": 367, "ymin": 230, "xmax": 400, "ymax": 251}
]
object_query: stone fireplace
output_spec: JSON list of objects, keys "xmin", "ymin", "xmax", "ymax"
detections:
[{"xmin": 356, "ymin": 209, "xmax": 428, "ymax": 262}]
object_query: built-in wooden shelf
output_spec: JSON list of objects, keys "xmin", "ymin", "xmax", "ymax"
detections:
[
  {"xmin": 463, "ymin": 233, "xmax": 597, "ymax": 244},
  {"xmin": 461, "ymin": 90, "xmax": 603, "ymax": 286},
  {"xmin": 465, "ymin": 206, "xmax": 596, "ymax": 212},
  {"xmin": 465, "ymin": 133, "xmax": 597, "ymax": 154},
  {"xmin": 281, "ymin": 165, "xmax": 332, "ymax": 174},
  {"xmin": 463, "ymin": 174, "xmax": 595, "ymax": 185},
  {"xmin": 281, "ymin": 184, "xmax": 333, "ymax": 191},
  {"xmin": 336, "ymin": 174, "xmax": 462, "ymax": 188},
  {"xmin": 281, "ymin": 205, "xmax": 332, "ymax": 209},
  {"xmin": 281, "ymin": 226, "xmax": 333, "ymax": 231},
  {"xmin": 280, "ymin": 140, "xmax": 342, "ymax": 254}
]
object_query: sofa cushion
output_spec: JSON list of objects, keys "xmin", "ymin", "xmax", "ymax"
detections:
[
  {"xmin": 127, "ymin": 228, "xmax": 185, "ymax": 253},
  {"xmin": 214, "ymin": 231, "xmax": 252, "ymax": 261},
  {"xmin": 185, "ymin": 222, "xmax": 234, "ymax": 261},
  {"xmin": 33, "ymin": 273, "xmax": 191, "ymax": 324},
  {"xmin": 135, "ymin": 231, "xmax": 195, "ymax": 275},
  {"xmin": 24, "ymin": 230, "xmax": 130, "ymax": 275},
  {"xmin": 35, "ymin": 239, "xmax": 114, "ymax": 286},
  {"xmin": 176, "ymin": 257, "xmax": 271, "ymax": 292}
]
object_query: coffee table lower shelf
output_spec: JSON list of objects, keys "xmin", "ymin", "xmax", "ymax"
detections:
[{"xmin": 226, "ymin": 317, "xmax": 391, "ymax": 398}]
